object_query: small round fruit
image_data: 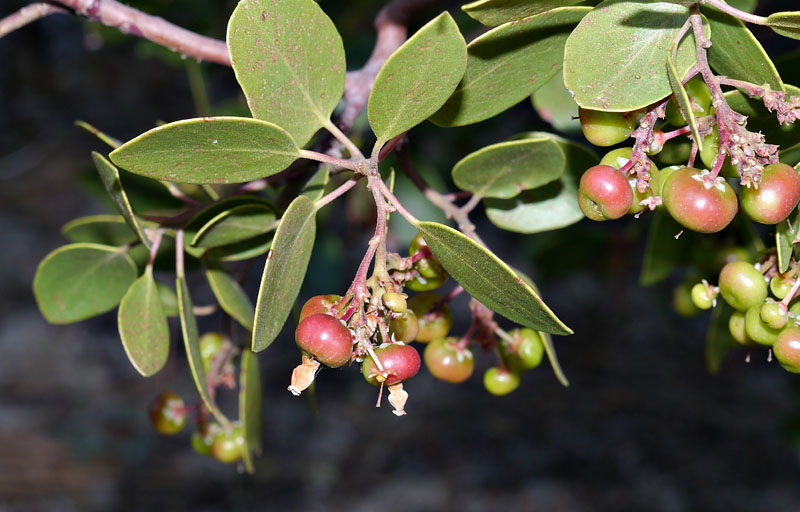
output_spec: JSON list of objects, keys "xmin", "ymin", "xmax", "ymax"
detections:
[
  {"xmin": 718, "ymin": 261, "xmax": 768, "ymax": 312},
  {"xmin": 362, "ymin": 343, "xmax": 421, "ymax": 386},
  {"xmin": 382, "ymin": 292, "xmax": 407, "ymax": 314},
  {"xmin": 773, "ymin": 327, "xmax": 800, "ymax": 373},
  {"xmin": 599, "ymin": 147, "xmax": 660, "ymax": 214},
  {"xmin": 578, "ymin": 165, "xmax": 634, "ymax": 221},
  {"xmin": 295, "ymin": 313, "xmax": 353, "ymax": 368},
  {"xmin": 661, "ymin": 167, "xmax": 737, "ymax": 233},
  {"xmin": 729, "ymin": 311, "xmax": 753, "ymax": 346},
  {"xmin": 148, "ymin": 392, "xmax": 187, "ymax": 435},
  {"xmin": 699, "ymin": 127, "xmax": 736, "ymax": 178},
  {"xmin": 673, "ymin": 281, "xmax": 701, "ymax": 317},
  {"xmin": 211, "ymin": 425, "xmax": 244, "ymax": 464},
  {"xmin": 483, "ymin": 367, "xmax": 521, "ymax": 396},
  {"xmin": 510, "ymin": 328, "xmax": 544, "ymax": 370},
  {"xmin": 191, "ymin": 423, "xmax": 219, "ymax": 457},
  {"xmin": 690, "ymin": 283, "xmax": 714, "ymax": 310},
  {"xmin": 407, "ymin": 233, "xmax": 449, "ymax": 292},
  {"xmin": 578, "ymin": 108, "xmax": 636, "ymax": 146},
  {"xmin": 740, "ymin": 163, "xmax": 800, "ymax": 224},
  {"xmin": 770, "ymin": 275, "xmax": 793, "ymax": 300},
  {"xmin": 423, "ymin": 337, "xmax": 474, "ymax": 383},
  {"xmin": 299, "ymin": 294, "xmax": 342, "ymax": 322},
  {"xmin": 744, "ymin": 305, "xmax": 782, "ymax": 346},
  {"xmin": 389, "ymin": 309, "xmax": 419, "ymax": 343},
  {"xmin": 199, "ymin": 332, "xmax": 225, "ymax": 374},
  {"xmin": 760, "ymin": 302, "xmax": 788, "ymax": 330},
  {"xmin": 665, "ymin": 76, "xmax": 712, "ymax": 127},
  {"xmin": 408, "ymin": 292, "xmax": 453, "ymax": 342}
]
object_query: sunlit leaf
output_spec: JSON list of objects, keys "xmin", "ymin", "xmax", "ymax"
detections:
[{"xmin": 462, "ymin": 0, "xmax": 584, "ymax": 26}]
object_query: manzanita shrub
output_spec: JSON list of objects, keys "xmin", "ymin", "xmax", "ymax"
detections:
[{"xmin": 6, "ymin": 0, "xmax": 800, "ymax": 471}]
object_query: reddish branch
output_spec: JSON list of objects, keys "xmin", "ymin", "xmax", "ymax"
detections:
[{"xmin": 0, "ymin": 3, "xmax": 66, "ymax": 37}]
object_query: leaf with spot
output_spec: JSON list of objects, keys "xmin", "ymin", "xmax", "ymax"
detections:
[
  {"xmin": 239, "ymin": 348, "xmax": 262, "ymax": 473},
  {"xmin": 368, "ymin": 12, "xmax": 467, "ymax": 143},
  {"xmin": 452, "ymin": 138, "xmax": 565, "ymax": 199},
  {"xmin": 564, "ymin": 1, "xmax": 702, "ymax": 111},
  {"xmin": 205, "ymin": 260, "xmax": 255, "ymax": 332},
  {"xmin": 33, "ymin": 243, "xmax": 138, "ymax": 324},
  {"xmin": 766, "ymin": 11, "xmax": 800, "ymax": 40},
  {"xmin": 227, "ymin": 0, "xmax": 346, "ymax": 147},
  {"xmin": 431, "ymin": 7, "xmax": 590, "ymax": 127},
  {"xmin": 192, "ymin": 203, "xmax": 277, "ymax": 249},
  {"xmin": 109, "ymin": 117, "xmax": 300, "ymax": 184},
  {"xmin": 252, "ymin": 196, "xmax": 317, "ymax": 351},
  {"xmin": 93, "ymin": 153, "xmax": 152, "ymax": 248},
  {"xmin": 117, "ymin": 266, "xmax": 170, "ymax": 377},
  {"xmin": 462, "ymin": 0, "xmax": 585, "ymax": 26},
  {"xmin": 416, "ymin": 221, "xmax": 572, "ymax": 335}
]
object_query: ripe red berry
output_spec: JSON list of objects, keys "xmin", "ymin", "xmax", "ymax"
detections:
[
  {"xmin": 362, "ymin": 343, "xmax": 421, "ymax": 386},
  {"xmin": 661, "ymin": 167, "xmax": 737, "ymax": 233},
  {"xmin": 578, "ymin": 165, "xmax": 634, "ymax": 221},
  {"xmin": 423, "ymin": 337, "xmax": 474, "ymax": 383},
  {"xmin": 295, "ymin": 313, "xmax": 353, "ymax": 368},
  {"xmin": 739, "ymin": 163, "xmax": 800, "ymax": 224},
  {"xmin": 299, "ymin": 294, "xmax": 342, "ymax": 322}
]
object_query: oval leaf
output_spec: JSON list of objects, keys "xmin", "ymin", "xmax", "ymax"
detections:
[
  {"xmin": 227, "ymin": 0, "xmax": 346, "ymax": 147},
  {"xmin": 452, "ymin": 138, "xmax": 565, "ymax": 199},
  {"xmin": 252, "ymin": 195, "xmax": 317, "ymax": 351},
  {"xmin": 93, "ymin": 152, "xmax": 152, "ymax": 248},
  {"xmin": 301, "ymin": 166, "xmax": 331, "ymax": 202},
  {"xmin": 117, "ymin": 266, "xmax": 169, "ymax": 377},
  {"xmin": 368, "ymin": 12, "xmax": 467, "ymax": 143},
  {"xmin": 431, "ymin": 7, "xmax": 590, "ymax": 127},
  {"xmin": 62, "ymin": 215, "xmax": 139, "ymax": 246},
  {"xmin": 205, "ymin": 261, "xmax": 256, "ymax": 332},
  {"xmin": 531, "ymin": 72, "xmax": 582, "ymax": 133},
  {"xmin": 564, "ymin": 2, "xmax": 700, "ymax": 111},
  {"xmin": 238, "ymin": 348, "xmax": 262, "ymax": 473},
  {"xmin": 192, "ymin": 203, "xmax": 277, "ymax": 249},
  {"xmin": 110, "ymin": 117, "xmax": 300, "ymax": 184},
  {"xmin": 206, "ymin": 233, "xmax": 274, "ymax": 262},
  {"xmin": 416, "ymin": 221, "xmax": 572, "ymax": 335},
  {"xmin": 157, "ymin": 282, "xmax": 179, "ymax": 317},
  {"xmin": 33, "ymin": 243, "xmax": 138, "ymax": 324},
  {"xmin": 767, "ymin": 11, "xmax": 800, "ymax": 40},
  {"xmin": 462, "ymin": 0, "xmax": 585, "ymax": 26}
]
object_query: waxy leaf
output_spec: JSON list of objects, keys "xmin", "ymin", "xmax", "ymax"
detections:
[
  {"xmin": 117, "ymin": 266, "xmax": 169, "ymax": 377},
  {"xmin": 485, "ymin": 133, "xmax": 595, "ymax": 233},
  {"xmin": 452, "ymin": 138, "xmax": 565, "ymax": 199},
  {"xmin": 192, "ymin": 203, "xmax": 277, "ymax": 249},
  {"xmin": 93, "ymin": 153, "xmax": 152, "ymax": 248},
  {"xmin": 766, "ymin": 11, "xmax": 800, "ymax": 40},
  {"xmin": 416, "ymin": 221, "xmax": 572, "ymax": 335},
  {"xmin": 462, "ymin": 0, "xmax": 585, "ymax": 26},
  {"xmin": 34, "ymin": 243, "xmax": 137, "ymax": 324},
  {"xmin": 238, "ymin": 348, "xmax": 262, "ymax": 473},
  {"xmin": 253, "ymin": 196, "xmax": 317, "ymax": 351},
  {"xmin": 368, "ymin": 12, "xmax": 467, "ymax": 143},
  {"xmin": 704, "ymin": 8, "xmax": 784, "ymax": 92},
  {"xmin": 227, "ymin": 0, "xmax": 346, "ymax": 147},
  {"xmin": 110, "ymin": 117, "xmax": 300, "ymax": 184},
  {"xmin": 776, "ymin": 211, "xmax": 799, "ymax": 273},
  {"xmin": 639, "ymin": 210, "xmax": 692, "ymax": 286},
  {"xmin": 706, "ymin": 302, "xmax": 736, "ymax": 375},
  {"xmin": 205, "ymin": 261, "xmax": 255, "ymax": 332},
  {"xmin": 431, "ymin": 7, "xmax": 590, "ymax": 127},
  {"xmin": 564, "ymin": 2, "xmax": 701, "ymax": 111}
]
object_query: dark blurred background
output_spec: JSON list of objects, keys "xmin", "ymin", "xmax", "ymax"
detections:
[{"xmin": 2, "ymin": 1, "xmax": 800, "ymax": 510}]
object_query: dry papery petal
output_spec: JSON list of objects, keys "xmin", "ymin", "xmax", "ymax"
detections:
[{"xmin": 288, "ymin": 355, "xmax": 320, "ymax": 396}]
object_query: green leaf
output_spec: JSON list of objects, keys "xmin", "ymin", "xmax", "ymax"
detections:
[
  {"xmin": 301, "ymin": 166, "xmax": 331, "ymax": 202},
  {"xmin": 431, "ymin": 7, "xmax": 590, "ymax": 127},
  {"xmin": 766, "ymin": 11, "xmax": 800, "ymax": 40},
  {"xmin": 564, "ymin": 1, "xmax": 701, "ymax": 111},
  {"xmin": 727, "ymin": 0, "xmax": 757, "ymax": 13},
  {"xmin": 706, "ymin": 302, "xmax": 736, "ymax": 375},
  {"xmin": 703, "ymin": 7, "xmax": 783, "ymax": 92},
  {"xmin": 238, "ymin": 348, "xmax": 262, "ymax": 473},
  {"xmin": 206, "ymin": 233, "xmax": 274, "ymax": 262},
  {"xmin": 93, "ymin": 153, "xmax": 152, "ymax": 248},
  {"xmin": 780, "ymin": 141, "xmax": 800, "ymax": 167},
  {"xmin": 205, "ymin": 260, "xmax": 255, "ymax": 332},
  {"xmin": 192, "ymin": 203, "xmax": 277, "ymax": 249},
  {"xmin": 227, "ymin": 0, "xmax": 346, "ymax": 147},
  {"xmin": 109, "ymin": 117, "xmax": 300, "ymax": 184},
  {"xmin": 117, "ymin": 266, "xmax": 169, "ymax": 377},
  {"xmin": 368, "ymin": 12, "xmax": 467, "ymax": 143},
  {"xmin": 776, "ymin": 211, "xmax": 799, "ymax": 273},
  {"xmin": 62, "ymin": 215, "xmax": 140, "ymax": 246},
  {"xmin": 157, "ymin": 282, "xmax": 179, "ymax": 317},
  {"xmin": 639, "ymin": 210, "xmax": 692, "ymax": 286},
  {"xmin": 416, "ymin": 221, "xmax": 572, "ymax": 335},
  {"xmin": 33, "ymin": 243, "xmax": 138, "ymax": 324},
  {"xmin": 462, "ymin": 0, "xmax": 585, "ymax": 26},
  {"xmin": 75, "ymin": 120, "xmax": 121, "ymax": 148},
  {"xmin": 484, "ymin": 133, "xmax": 596, "ymax": 233},
  {"xmin": 452, "ymin": 138, "xmax": 565, "ymax": 199},
  {"xmin": 531, "ymin": 72, "xmax": 581, "ymax": 134},
  {"xmin": 724, "ymin": 85, "xmax": 800, "ymax": 149},
  {"xmin": 666, "ymin": 43, "xmax": 703, "ymax": 152},
  {"xmin": 252, "ymin": 196, "xmax": 317, "ymax": 351}
]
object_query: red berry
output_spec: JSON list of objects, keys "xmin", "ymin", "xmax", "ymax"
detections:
[
  {"xmin": 295, "ymin": 313, "xmax": 353, "ymax": 368},
  {"xmin": 423, "ymin": 337, "xmax": 474, "ymax": 383},
  {"xmin": 362, "ymin": 343, "xmax": 421, "ymax": 386},
  {"xmin": 740, "ymin": 163, "xmax": 800, "ymax": 224},
  {"xmin": 662, "ymin": 168, "xmax": 737, "ymax": 233},
  {"xmin": 299, "ymin": 294, "xmax": 342, "ymax": 322},
  {"xmin": 774, "ymin": 327, "xmax": 800, "ymax": 373},
  {"xmin": 578, "ymin": 165, "xmax": 634, "ymax": 221}
]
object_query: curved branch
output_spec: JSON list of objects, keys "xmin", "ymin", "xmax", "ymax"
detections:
[{"xmin": 0, "ymin": 3, "xmax": 67, "ymax": 38}]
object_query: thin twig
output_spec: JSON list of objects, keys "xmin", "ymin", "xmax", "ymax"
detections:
[
  {"xmin": 702, "ymin": 0, "xmax": 766, "ymax": 25},
  {"xmin": 0, "ymin": 3, "xmax": 67, "ymax": 38},
  {"xmin": 315, "ymin": 176, "xmax": 360, "ymax": 210}
]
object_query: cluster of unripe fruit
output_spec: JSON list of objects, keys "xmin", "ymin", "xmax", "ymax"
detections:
[{"xmin": 147, "ymin": 333, "xmax": 245, "ymax": 464}]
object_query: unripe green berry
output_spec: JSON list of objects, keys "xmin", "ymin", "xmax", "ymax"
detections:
[
  {"xmin": 728, "ymin": 311, "xmax": 753, "ymax": 347},
  {"xmin": 508, "ymin": 328, "xmax": 544, "ymax": 371},
  {"xmin": 760, "ymin": 301, "xmax": 788, "ymax": 330},
  {"xmin": 690, "ymin": 282, "xmax": 715, "ymax": 310},
  {"xmin": 718, "ymin": 261, "xmax": 767, "ymax": 311},
  {"xmin": 744, "ymin": 304, "xmax": 783, "ymax": 346},
  {"xmin": 770, "ymin": 275, "xmax": 793, "ymax": 300},
  {"xmin": 773, "ymin": 327, "xmax": 800, "ymax": 373},
  {"xmin": 382, "ymin": 292, "xmax": 407, "ymax": 314},
  {"xmin": 388, "ymin": 310, "xmax": 419, "ymax": 343},
  {"xmin": 673, "ymin": 281, "xmax": 700, "ymax": 317},
  {"xmin": 483, "ymin": 367, "xmax": 521, "ymax": 396}
]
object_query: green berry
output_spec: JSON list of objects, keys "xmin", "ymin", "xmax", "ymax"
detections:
[
  {"xmin": 744, "ymin": 304, "xmax": 783, "ymax": 346},
  {"xmin": 211, "ymin": 424, "xmax": 244, "ymax": 464},
  {"xmin": 718, "ymin": 261, "xmax": 768, "ymax": 312},
  {"xmin": 423, "ymin": 337, "xmax": 474, "ymax": 383},
  {"xmin": 382, "ymin": 292, "xmax": 407, "ymax": 314},
  {"xmin": 148, "ymin": 392, "xmax": 187, "ymax": 436},
  {"xmin": 665, "ymin": 76, "xmax": 712, "ymax": 126},
  {"xmin": 407, "ymin": 292, "xmax": 453, "ymax": 342},
  {"xmin": 509, "ymin": 328, "xmax": 544, "ymax": 370},
  {"xmin": 770, "ymin": 275, "xmax": 793, "ymax": 300},
  {"xmin": 483, "ymin": 367, "xmax": 521, "ymax": 396},
  {"xmin": 389, "ymin": 309, "xmax": 419, "ymax": 343},
  {"xmin": 673, "ymin": 281, "xmax": 701, "ymax": 317},
  {"xmin": 728, "ymin": 311, "xmax": 753, "ymax": 347},
  {"xmin": 579, "ymin": 108, "xmax": 636, "ymax": 146},
  {"xmin": 773, "ymin": 327, "xmax": 800, "ymax": 373},
  {"xmin": 760, "ymin": 301, "xmax": 788, "ymax": 330},
  {"xmin": 690, "ymin": 282, "xmax": 715, "ymax": 310},
  {"xmin": 199, "ymin": 332, "xmax": 225, "ymax": 374}
]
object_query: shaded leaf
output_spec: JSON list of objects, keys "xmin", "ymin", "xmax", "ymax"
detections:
[
  {"xmin": 766, "ymin": 11, "xmax": 800, "ymax": 40},
  {"xmin": 117, "ymin": 266, "xmax": 169, "ymax": 376},
  {"xmin": 301, "ymin": 166, "xmax": 331, "ymax": 202},
  {"xmin": 110, "ymin": 117, "xmax": 299, "ymax": 184},
  {"xmin": 184, "ymin": 196, "xmax": 273, "ymax": 258},
  {"xmin": 93, "ymin": 152, "xmax": 152, "ymax": 248},
  {"xmin": 62, "ymin": 215, "xmax": 140, "ymax": 246},
  {"xmin": 239, "ymin": 348, "xmax": 262, "ymax": 473},
  {"xmin": 33, "ymin": 243, "xmax": 137, "ymax": 324},
  {"xmin": 417, "ymin": 221, "xmax": 572, "ymax": 335},
  {"xmin": 227, "ymin": 0, "xmax": 346, "ymax": 147},
  {"xmin": 776, "ymin": 211, "xmax": 799, "ymax": 273},
  {"xmin": 452, "ymin": 138, "xmax": 565, "ymax": 198},
  {"xmin": 666, "ymin": 43, "xmax": 703, "ymax": 152},
  {"xmin": 706, "ymin": 302, "xmax": 736, "ymax": 375},
  {"xmin": 157, "ymin": 282, "xmax": 179, "ymax": 317},
  {"xmin": 253, "ymin": 196, "xmax": 317, "ymax": 351},
  {"xmin": 531, "ymin": 72, "xmax": 582, "ymax": 134},
  {"xmin": 192, "ymin": 203, "xmax": 277, "ymax": 249},
  {"xmin": 431, "ymin": 7, "xmax": 589, "ymax": 127},
  {"xmin": 462, "ymin": 0, "xmax": 585, "ymax": 26},
  {"xmin": 75, "ymin": 120, "xmax": 121, "ymax": 148},
  {"xmin": 368, "ymin": 12, "xmax": 467, "ymax": 143},
  {"xmin": 205, "ymin": 260, "xmax": 255, "ymax": 331},
  {"xmin": 206, "ymin": 233, "xmax": 274, "ymax": 262},
  {"xmin": 640, "ymin": 210, "xmax": 692, "ymax": 286},
  {"xmin": 780, "ymin": 141, "xmax": 800, "ymax": 167}
]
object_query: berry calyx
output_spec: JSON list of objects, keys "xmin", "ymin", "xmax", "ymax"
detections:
[
  {"xmin": 148, "ymin": 392, "xmax": 187, "ymax": 435},
  {"xmin": 578, "ymin": 165, "xmax": 634, "ymax": 221},
  {"xmin": 295, "ymin": 313, "xmax": 353, "ymax": 368},
  {"xmin": 773, "ymin": 327, "xmax": 800, "ymax": 373},
  {"xmin": 423, "ymin": 337, "xmax": 474, "ymax": 383},
  {"xmin": 483, "ymin": 367, "xmax": 521, "ymax": 396},
  {"xmin": 661, "ymin": 168, "xmax": 737, "ymax": 233},
  {"xmin": 407, "ymin": 292, "xmax": 453, "ymax": 342},
  {"xmin": 739, "ymin": 163, "xmax": 800, "ymax": 224},
  {"xmin": 362, "ymin": 343, "xmax": 421, "ymax": 386},
  {"xmin": 578, "ymin": 108, "xmax": 636, "ymax": 146},
  {"xmin": 718, "ymin": 261, "xmax": 768, "ymax": 312},
  {"xmin": 299, "ymin": 294, "xmax": 342, "ymax": 322},
  {"xmin": 211, "ymin": 424, "xmax": 244, "ymax": 464}
]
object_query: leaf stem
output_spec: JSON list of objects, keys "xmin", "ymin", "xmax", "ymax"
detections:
[
  {"xmin": 315, "ymin": 176, "xmax": 361, "ymax": 210},
  {"xmin": 701, "ymin": 0, "xmax": 766, "ymax": 25},
  {"xmin": 378, "ymin": 179, "xmax": 419, "ymax": 226},
  {"xmin": 323, "ymin": 120, "xmax": 364, "ymax": 160},
  {"xmin": 299, "ymin": 150, "xmax": 364, "ymax": 172},
  {"xmin": 176, "ymin": 229, "xmax": 185, "ymax": 278}
]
